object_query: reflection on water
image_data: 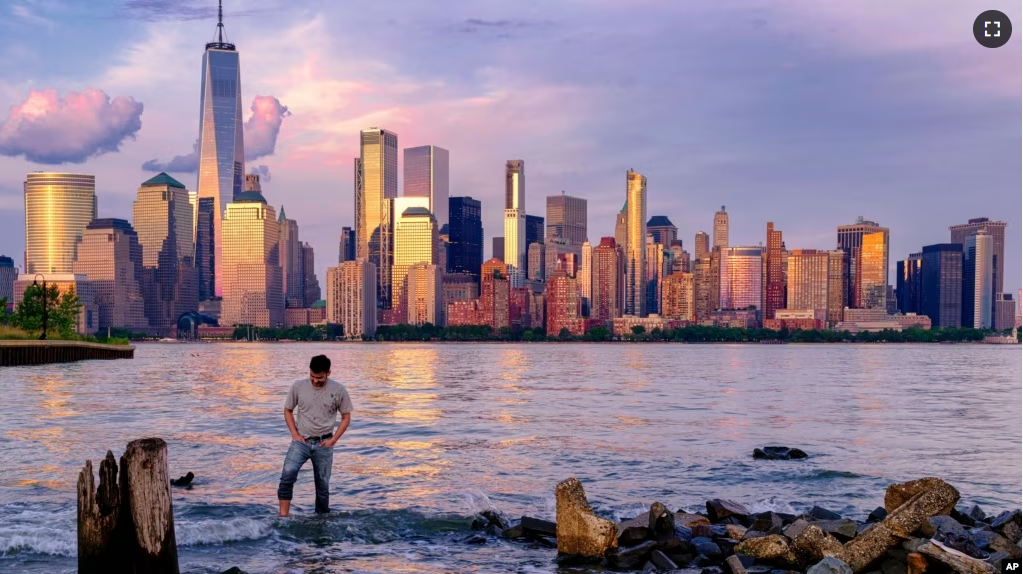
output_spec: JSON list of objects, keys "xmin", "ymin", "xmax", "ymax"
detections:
[{"xmin": 0, "ymin": 343, "xmax": 1019, "ymax": 573}]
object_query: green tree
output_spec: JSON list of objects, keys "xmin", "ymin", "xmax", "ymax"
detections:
[
  {"xmin": 631, "ymin": 325, "xmax": 646, "ymax": 336},
  {"xmin": 558, "ymin": 327, "xmax": 572, "ymax": 340},
  {"xmin": 14, "ymin": 284, "xmax": 81, "ymax": 338},
  {"xmin": 585, "ymin": 326, "xmax": 611, "ymax": 342}
]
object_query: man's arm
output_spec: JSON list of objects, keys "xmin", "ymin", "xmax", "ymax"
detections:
[
  {"xmin": 284, "ymin": 408, "xmax": 304, "ymax": 442},
  {"xmin": 325, "ymin": 412, "xmax": 351, "ymax": 447}
]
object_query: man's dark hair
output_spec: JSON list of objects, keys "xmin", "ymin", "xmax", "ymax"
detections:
[{"xmin": 310, "ymin": 355, "xmax": 331, "ymax": 374}]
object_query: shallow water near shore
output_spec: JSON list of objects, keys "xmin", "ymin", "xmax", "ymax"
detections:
[{"xmin": 0, "ymin": 343, "xmax": 1019, "ymax": 573}]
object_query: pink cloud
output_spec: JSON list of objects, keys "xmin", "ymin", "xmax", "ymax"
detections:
[{"xmin": 0, "ymin": 88, "xmax": 143, "ymax": 164}]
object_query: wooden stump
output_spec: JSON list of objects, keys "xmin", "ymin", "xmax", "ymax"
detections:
[{"xmin": 77, "ymin": 438, "xmax": 179, "ymax": 574}]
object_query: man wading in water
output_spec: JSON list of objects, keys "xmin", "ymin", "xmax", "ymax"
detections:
[{"xmin": 278, "ymin": 355, "xmax": 353, "ymax": 516}]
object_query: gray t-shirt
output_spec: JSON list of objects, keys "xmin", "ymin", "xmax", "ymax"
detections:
[{"xmin": 284, "ymin": 378, "xmax": 353, "ymax": 437}]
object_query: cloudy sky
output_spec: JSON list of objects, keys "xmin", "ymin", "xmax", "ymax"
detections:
[{"xmin": 0, "ymin": 0, "xmax": 1019, "ymax": 298}]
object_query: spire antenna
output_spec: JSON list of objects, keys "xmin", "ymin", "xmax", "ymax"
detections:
[{"xmin": 206, "ymin": 0, "xmax": 236, "ymax": 51}]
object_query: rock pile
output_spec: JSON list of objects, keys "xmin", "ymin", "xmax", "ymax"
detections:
[{"xmin": 480, "ymin": 476, "xmax": 1021, "ymax": 574}]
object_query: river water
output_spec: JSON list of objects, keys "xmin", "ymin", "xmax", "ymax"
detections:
[{"xmin": 0, "ymin": 343, "xmax": 1019, "ymax": 573}]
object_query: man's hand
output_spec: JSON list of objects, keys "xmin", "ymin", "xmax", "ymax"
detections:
[
  {"xmin": 291, "ymin": 433, "xmax": 305, "ymax": 443},
  {"xmin": 322, "ymin": 437, "xmax": 338, "ymax": 448}
]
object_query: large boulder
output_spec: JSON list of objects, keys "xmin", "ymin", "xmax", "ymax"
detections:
[
  {"xmin": 753, "ymin": 447, "xmax": 809, "ymax": 460},
  {"xmin": 735, "ymin": 534, "xmax": 795, "ymax": 564},
  {"xmin": 649, "ymin": 502, "xmax": 675, "ymax": 535},
  {"xmin": 521, "ymin": 516, "xmax": 557, "ymax": 538},
  {"xmin": 751, "ymin": 512, "xmax": 785, "ymax": 533},
  {"xmin": 609, "ymin": 540, "xmax": 658, "ymax": 570},
  {"xmin": 884, "ymin": 478, "xmax": 957, "ymax": 515},
  {"xmin": 554, "ymin": 478, "xmax": 618, "ymax": 558},
  {"xmin": 920, "ymin": 516, "xmax": 967, "ymax": 540},
  {"xmin": 708, "ymin": 499, "xmax": 751, "ymax": 524},
  {"xmin": 988, "ymin": 510, "xmax": 1021, "ymax": 530},
  {"xmin": 791, "ymin": 525, "xmax": 844, "ymax": 567},
  {"xmin": 841, "ymin": 478, "xmax": 960, "ymax": 573},
  {"xmin": 678, "ymin": 512, "xmax": 712, "ymax": 528},
  {"xmin": 807, "ymin": 557, "xmax": 854, "ymax": 574},
  {"xmin": 619, "ymin": 514, "xmax": 651, "ymax": 546},
  {"xmin": 810, "ymin": 519, "xmax": 859, "ymax": 542}
]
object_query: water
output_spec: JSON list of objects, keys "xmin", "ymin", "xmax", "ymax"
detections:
[{"xmin": 0, "ymin": 343, "xmax": 1019, "ymax": 573}]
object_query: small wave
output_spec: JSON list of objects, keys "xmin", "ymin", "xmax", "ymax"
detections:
[
  {"xmin": 747, "ymin": 498, "xmax": 800, "ymax": 515},
  {"xmin": 0, "ymin": 526, "xmax": 76, "ymax": 557},
  {"xmin": 804, "ymin": 469, "xmax": 863, "ymax": 479},
  {"xmin": 175, "ymin": 517, "xmax": 274, "ymax": 546}
]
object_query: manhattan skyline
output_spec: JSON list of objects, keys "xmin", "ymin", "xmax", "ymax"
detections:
[{"xmin": 0, "ymin": 1, "xmax": 1018, "ymax": 297}]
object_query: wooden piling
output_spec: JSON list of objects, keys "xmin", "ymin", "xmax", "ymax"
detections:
[{"xmin": 77, "ymin": 438, "xmax": 179, "ymax": 574}]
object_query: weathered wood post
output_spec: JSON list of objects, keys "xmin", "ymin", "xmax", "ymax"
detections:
[
  {"xmin": 122, "ymin": 438, "xmax": 179, "ymax": 573},
  {"xmin": 77, "ymin": 451, "xmax": 127, "ymax": 573},
  {"xmin": 76, "ymin": 438, "xmax": 179, "ymax": 574}
]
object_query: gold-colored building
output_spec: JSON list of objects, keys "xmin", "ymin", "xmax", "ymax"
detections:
[
  {"xmin": 406, "ymin": 262, "xmax": 443, "ymax": 326},
  {"xmin": 220, "ymin": 190, "xmax": 283, "ymax": 327},
  {"xmin": 662, "ymin": 272, "xmax": 695, "ymax": 321},
  {"xmin": 355, "ymin": 128, "xmax": 399, "ymax": 308},
  {"xmin": 132, "ymin": 173, "xmax": 197, "ymax": 333},
  {"xmin": 326, "ymin": 259, "xmax": 377, "ymax": 339},
  {"xmin": 24, "ymin": 172, "xmax": 97, "ymax": 274},
  {"xmin": 391, "ymin": 206, "xmax": 439, "ymax": 316},
  {"xmin": 625, "ymin": 170, "xmax": 647, "ymax": 316},
  {"xmin": 859, "ymin": 231, "xmax": 889, "ymax": 310},
  {"xmin": 72, "ymin": 219, "xmax": 149, "ymax": 331},
  {"xmin": 719, "ymin": 247, "xmax": 762, "ymax": 310},
  {"xmin": 827, "ymin": 250, "xmax": 847, "ymax": 325},
  {"xmin": 693, "ymin": 255, "xmax": 714, "ymax": 321},
  {"xmin": 713, "ymin": 206, "xmax": 729, "ymax": 251},
  {"xmin": 786, "ymin": 249, "xmax": 830, "ymax": 314}
]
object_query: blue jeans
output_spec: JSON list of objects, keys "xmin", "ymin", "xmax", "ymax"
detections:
[{"xmin": 277, "ymin": 439, "xmax": 333, "ymax": 513}]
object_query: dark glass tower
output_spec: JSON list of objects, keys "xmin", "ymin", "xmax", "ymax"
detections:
[
  {"xmin": 525, "ymin": 214, "xmax": 544, "ymax": 248},
  {"xmin": 448, "ymin": 196, "xmax": 483, "ymax": 282},
  {"xmin": 896, "ymin": 253, "xmax": 922, "ymax": 315},
  {"xmin": 196, "ymin": 197, "xmax": 216, "ymax": 301},
  {"xmin": 920, "ymin": 244, "xmax": 962, "ymax": 328}
]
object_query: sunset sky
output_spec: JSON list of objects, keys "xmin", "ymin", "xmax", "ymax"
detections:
[{"xmin": 0, "ymin": 0, "xmax": 1019, "ymax": 297}]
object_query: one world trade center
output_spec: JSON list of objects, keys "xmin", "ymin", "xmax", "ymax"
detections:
[{"xmin": 196, "ymin": 1, "xmax": 244, "ymax": 299}]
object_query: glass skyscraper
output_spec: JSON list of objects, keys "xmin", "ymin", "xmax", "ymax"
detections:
[
  {"xmin": 24, "ymin": 172, "xmax": 97, "ymax": 274},
  {"xmin": 196, "ymin": 11, "xmax": 244, "ymax": 298},
  {"xmin": 624, "ymin": 170, "xmax": 647, "ymax": 316},
  {"xmin": 448, "ymin": 197, "xmax": 483, "ymax": 282},
  {"xmin": 355, "ymin": 128, "xmax": 399, "ymax": 308},
  {"xmin": 720, "ymin": 247, "xmax": 763, "ymax": 311},
  {"xmin": 503, "ymin": 160, "xmax": 526, "ymax": 287},
  {"xmin": 546, "ymin": 194, "xmax": 587, "ymax": 245},
  {"xmin": 403, "ymin": 145, "xmax": 449, "ymax": 229},
  {"xmin": 962, "ymin": 232, "xmax": 993, "ymax": 329},
  {"xmin": 921, "ymin": 243, "xmax": 963, "ymax": 328}
]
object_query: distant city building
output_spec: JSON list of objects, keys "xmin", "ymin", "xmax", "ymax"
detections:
[
  {"xmin": 962, "ymin": 232, "xmax": 993, "ymax": 329},
  {"xmin": 546, "ymin": 193, "xmax": 587, "ymax": 245},
  {"xmin": 14, "ymin": 274, "xmax": 98, "ymax": 335},
  {"xmin": 612, "ymin": 314, "xmax": 680, "ymax": 336},
  {"xmin": 446, "ymin": 299, "xmax": 480, "ymax": 327},
  {"xmin": 355, "ymin": 128, "xmax": 399, "ymax": 308},
  {"xmin": 326, "ymin": 259, "xmax": 377, "ymax": 339},
  {"xmin": 647, "ymin": 216, "xmax": 677, "ymax": 247},
  {"xmin": 448, "ymin": 197, "xmax": 483, "ymax": 282},
  {"xmin": 480, "ymin": 258, "xmax": 510, "ymax": 331},
  {"xmin": 920, "ymin": 243, "xmax": 963, "ymax": 328},
  {"xmin": 442, "ymin": 273, "xmax": 478, "ymax": 314},
  {"xmin": 0, "ymin": 257, "xmax": 16, "ymax": 306},
  {"xmin": 764, "ymin": 309, "xmax": 827, "ymax": 332},
  {"xmin": 503, "ymin": 160, "xmax": 527, "ymax": 287},
  {"xmin": 591, "ymin": 237, "xmax": 622, "ymax": 324},
  {"xmin": 391, "ymin": 207, "xmax": 440, "ymax": 315},
  {"xmin": 662, "ymin": 272, "xmax": 695, "ymax": 322},
  {"xmin": 693, "ymin": 255, "xmax": 714, "ymax": 321},
  {"xmin": 278, "ymin": 207, "xmax": 302, "ymax": 308},
  {"xmin": 625, "ymin": 170, "xmax": 647, "ymax": 317},
  {"xmin": 694, "ymin": 232, "xmax": 710, "ymax": 260},
  {"xmin": 24, "ymin": 172, "xmax": 97, "ymax": 274},
  {"xmin": 244, "ymin": 174, "xmax": 261, "ymax": 193},
  {"xmin": 196, "ymin": 197, "xmax": 216, "ymax": 301},
  {"xmin": 300, "ymin": 242, "xmax": 321, "ymax": 307},
  {"xmin": 763, "ymin": 223, "xmax": 785, "ymax": 320},
  {"xmin": 837, "ymin": 217, "xmax": 889, "ymax": 309},
  {"xmin": 713, "ymin": 206, "xmax": 729, "ymax": 251},
  {"xmin": 720, "ymin": 247, "xmax": 763, "ymax": 311},
  {"xmin": 706, "ymin": 309, "xmax": 759, "ymax": 329},
  {"xmin": 546, "ymin": 268, "xmax": 584, "ymax": 336},
  {"xmin": 896, "ymin": 253, "xmax": 923, "ymax": 315},
  {"xmin": 527, "ymin": 242, "xmax": 546, "ymax": 282},
  {"xmin": 786, "ymin": 249, "xmax": 829, "ymax": 316},
  {"xmin": 544, "ymin": 236, "xmax": 580, "ymax": 279},
  {"xmin": 509, "ymin": 286, "xmax": 531, "ymax": 329},
  {"xmin": 492, "ymin": 237, "xmax": 505, "ymax": 263},
  {"xmin": 196, "ymin": 14, "xmax": 245, "ymax": 298},
  {"xmin": 338, "ymin": 227, "xmax": 356, "ymax": 263},
  {"xmin": 579, "ymin": 241, "xmax": 592, "ymax": 316},
  {"xmin": 670, "ymin": 241, "xmax": 688, "ymax": 274},
  {"xmin": 220, "ymin": 190, "xmax": 283, "ymax": 328},
  {"xmin": 826, "ymin": 250, "xmax": 848, "ymax": 325},
  {"xmin": 645, "ymin": 236, "xmax": 666, "ymax": 315},
  {"xmin": 284, "ymin": 305, "xmax": 327, "ymax": 329},
  {"xmin": 403, "ymin": 145, "xmax": 449, "ymax": 229},
  {"xmin": 950, "ymin": 217, "xmax": 1006, "ymax": 317},
  {"xmin": 994, "ymin": 293, "xmax": 1015, "ymax": 331},
  {"xmin": 72, "ymin": 219, "xmax": 149, "ymax": 331},
  {"xmin": 132, "ymin": 173, "xmax": 198, "ymax": 334},
  {"xmin": 526, "ymin": 214, "xmax": 545, "ymax": 248},
  {"xmin": 614, "ymin": 204, "xmax": 628, "ymax": 254},
  {"xmin": 406, "ymin": 263, "xmax": 443, "ymax": 326},
  {"xmin": 838, "ymin": 309, "xmax": 932, "ymax": 332}
]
